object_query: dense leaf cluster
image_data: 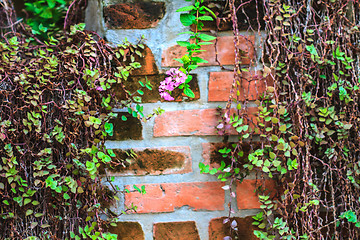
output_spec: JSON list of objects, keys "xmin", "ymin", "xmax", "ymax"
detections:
[
  {"xmin": 208, "ymin": 0, "xmax": 360, "ymax": 239},
  {"xmin": 0, "ymin": 12, "xmax": 150, "ymax": 240}
]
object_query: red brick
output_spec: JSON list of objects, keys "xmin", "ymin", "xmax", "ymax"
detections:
[
  {"xmin": 154, "ymin": 221, "xmax": 200, "ymax": 240},
  {"xmin": 153, "ymin": 108, "xmax": 258, "ymax": 137},
  {"xmin": 154, "ymin": 109, "xmax": 220, "ymax": 137},
  {"xmin": 161, "ymin": 36, "xmax": 255, "ymax": 67},
  {"xmin": 208, "ymin": 71, "xmax": 273, "ymax": 102},
  {"xmin": 209, "ymin": 217, "xmax": 259, "ymax": 240},
  {"xmin": 104, "ymin": 2, "xmax": 165, "ymax": 29},
  {"xmin": 131, "ymin": 45, "xmax": 159, "ymax": 76},
  {"xmin": 105, "ymin": 222, "xmax": 144, "ymax": 240},
  {"xmin": 124, "ymin": 182, "xmax": 225, "ymax": 213},
  {"xmin": 104, "ymin": 146, "xmax": 192, "ymax": 176},
  {"xmin": 236, "ymin": 179, "xmax": 276, "ymax": 209}
]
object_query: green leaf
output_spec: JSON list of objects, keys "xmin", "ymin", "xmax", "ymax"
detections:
[
  {"xmin": 177, "ymin": 41, "xmax": 191, "ymax": 47},
  {"xmin": 178, "ymin": 31, "xmax": 195, "ymax": 35},
  {"xmin": 39, "ymin": 9, "xmax": 53, "ymax": 19},
  {"xmin": 198, "ymin": 34, "xmax": 216, "ymax": 41},
  {"xmin": 198, "ymin": 42, "xmax": 213, "ymax": 45},
  {"xmin": 63, "ymin": 193, "xmax": 70, "ymax": 200},
  {"xmin": 191, "ymin": 56, "xmax": 208, "ymax": 64},
  {"xmin": 26, "ymin": 209, "xmax": 33, "ymax": 216},
  {"xmin": 198, "ymin": 16, "xmax": 213, "ymax": 21},
  {"xmin": 184, "ymin": 88, "xmax": 195, "ymax": 98},
  {"xmin": 176, "ymin": 5, "xmax": 194, "ymax": 12},
  {"xmin": 24, "ymin": 198, "xmax": 31, "ymax": 205},
  {"xmin": 305, "ymin": 44, "xmax": 318, "ymax": 56},
  {"xmin": 279, "ymin": 125, "xmax": 287, "ymax": 132},
  {"xmin": 180, "ymin": 13, "xmax": 196, "ymax": 26}
]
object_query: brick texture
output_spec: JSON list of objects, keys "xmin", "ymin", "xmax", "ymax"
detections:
[
  {"xmin": 236, "ymin": 179, "xmax": 276, "ymax": 209},
  {"xmin": 103, "ymin": 146, "xmax": 192, "ymax": 176},
  {"xmin": 108, "ymin": 113, "xmax": 142, "ymax": 141},
  {"xmin": 153, "ymin": 108, "xmax": 258, "ymax": 137},
  {"xmin": 104, "ymin": 2, "xmax": 165, "ymax": 29},
  {"xmin": 105, "ymin": 221, "xmax": 145, "ymax": 240},
  {"xmin": 153, "ymin": 221, "xmax": 200, "ymax": 240},
  {"xmin": 124, "ymin": 182, "xmax": 225, "ymax": 213},
  {"xmin": 208, "ymin": 71, "xmax": 273, "ymax": 102},
  {"xmin": 162, "ymin": 36, "xmax": 255, "ymax": 67},
  {"xmin": 209, "ymin": 217, "xmax": 259, "ymax": 240},
  {"xmin": 131, "ymin": 45, "xmax": 159, "ymax": 76}
]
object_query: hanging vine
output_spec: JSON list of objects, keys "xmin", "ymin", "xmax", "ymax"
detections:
[
  {"xmin": 0, "ymin": 0, "xmax": 157, "ymax": 239},
  {"xmin": 209, "ymin": 0, "xmax": 360, "ymax": 239}
]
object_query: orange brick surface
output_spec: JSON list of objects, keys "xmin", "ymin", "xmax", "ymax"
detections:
[
  {"xmin": 236, "ymin": 179, "xmax": 276, "ymax": 209},
  {"xmin": 162, "ymin": 36, "xmax": 255, "ymax": 67},
  {"xmin": 153, "ymin": 221, "xmax": 200, "ymax": 240},
  {"xmin": 208, "ymin": 71, "xmax": 273, "ymax": 102},
  {"xmin": 125, "ymin": 182, "xmax": 225, "ymax": 213},
  {"xmin": 153, "ymin": 108, "xmax": 259, "ymax": 137}
]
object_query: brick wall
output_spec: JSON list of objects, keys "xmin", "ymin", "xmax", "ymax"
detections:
[{"xmin": 85, "ymin": 1, "xmax": 272, "ymax": 239}]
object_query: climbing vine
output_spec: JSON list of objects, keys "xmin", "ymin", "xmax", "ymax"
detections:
[
  {"xmin": 198, "ymin": 0, "xmax": 360, "ymax": 239},
  {"xmin": 159, "ymin": 0, "xmax": 216, "ymax": 101},
  {"xmin": 0, "ymin": 0, "xmax": 156, "ymax": 239}
]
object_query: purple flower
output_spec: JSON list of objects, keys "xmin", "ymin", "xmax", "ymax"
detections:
[
  {"xmin": 159, "ymin": 68, "xmax": 187, "ymax": 101},
  {"xmin": 160, "ymin": 91, "xmax": 174, "ymax": 101}
]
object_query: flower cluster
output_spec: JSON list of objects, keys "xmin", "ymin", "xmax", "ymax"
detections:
[{"xmin": 159, "ymin": 68, "xmax": 187, "ymax": 101}]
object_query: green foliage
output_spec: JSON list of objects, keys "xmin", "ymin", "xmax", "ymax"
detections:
[
  {"xmin": 0, "ymin": 21, "xmax": 157, "ymax": 239},
  {"xmin": 174, "ymin": 0, "xmax": 216, "ymax": 97},
  {"xmin": 24, "ymin": 0, "xmax": 69, "ymax": 38},
  {"xmin": 204, "ymin": 0, "xmax": 360, "ymax": 239}
]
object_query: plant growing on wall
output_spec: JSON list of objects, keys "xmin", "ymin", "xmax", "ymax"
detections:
[
  {"xmin": 0, "ymin": 0, "xmax": 156, "ymax": 239},
  {"xmin": 159, "ymin": 0, "xmax": 216, "ymax": 101},
  {"xmin": 172, "ymin": 0, "xmax": 360, "ymax": 239},
  {"xmin": 204, "ymin": 0, "xmax": 360, "ymax": 239}
]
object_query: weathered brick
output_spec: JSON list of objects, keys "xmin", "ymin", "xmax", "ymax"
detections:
[
  {"xmin": 103, "ymin": 146, "xmax": 192, "ymax": 176},
  {"xmin": 190, "ymin": 1, "xmax": 265, "ymax": 32},
  {"xmin": 153, "ymin": 108, "xmax": 258, "ymax": 137},
  {"xmin": 115, "ymin": 74, "xmax": 199, "ymax": 103},
  {"xmin": 154, "ymin": 221, "xmax": 200, "ymax": 240},
  {"xmin": 125, "ymin": 182, "xmax": 225, "ymax": 213},
  {"xmin": 105, "ymin": 221, "xmax": 145, "ymax": 240},
  {"xmin": 208, "ymin": 71, "xmax": 273, "ymax": 102},
  {"xmin": 162, "ymin": 36, "xmax": 255, "ymax": 67},
  {"xmin": 236, "ymin": 179, "xmax": 276, "ymax": 209},
  {"xmin": 202, "ymin": 142, "xmax": 257, "ymax": 169},
  {"xmin": 131, "ymin": 45, "xmax": 159, "ymax": 76},
  {"xmin": 108, "ymin": 113, "xmax": 142, "ymax": 141},
  {"xmin": 209, "ymin": 217, "xmax": 259, "ymax": 240},
  {"xmin": 104, "ymin": 2, "xmax": 165, "ymax": 29}
]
